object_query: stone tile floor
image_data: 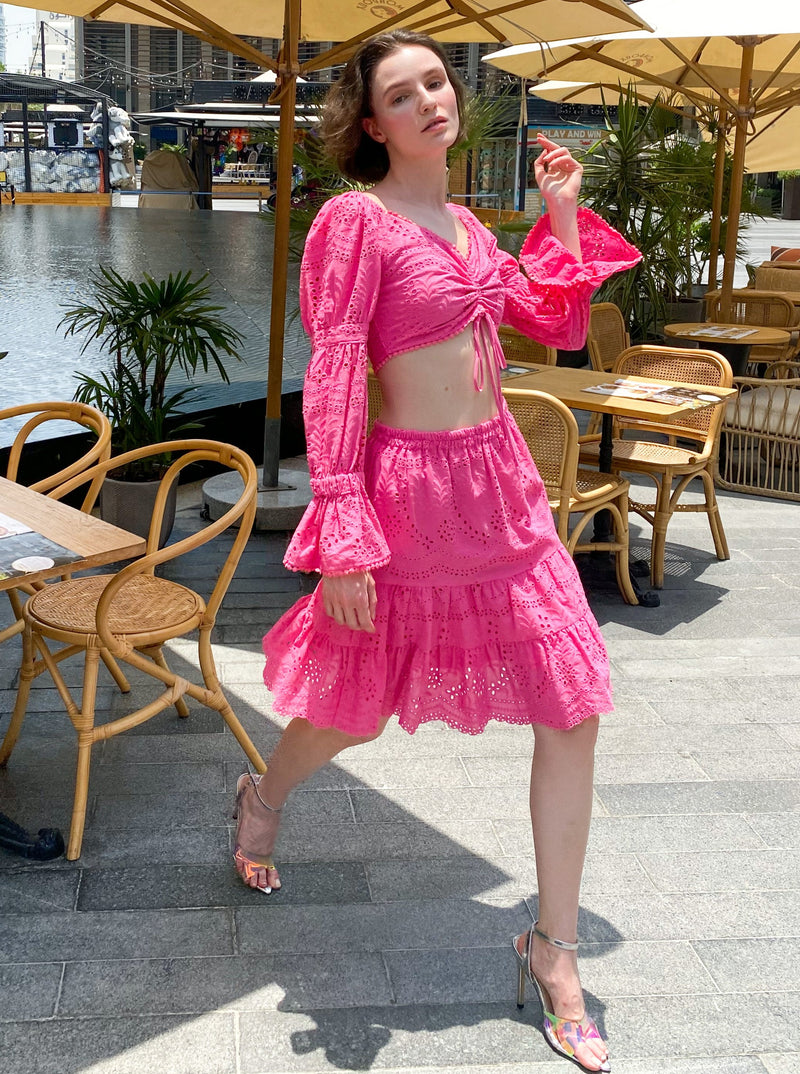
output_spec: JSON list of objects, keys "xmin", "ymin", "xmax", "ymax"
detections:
[{"xmin": 0, "ymin": 472, "xmax": 798, "ymax": 1074}]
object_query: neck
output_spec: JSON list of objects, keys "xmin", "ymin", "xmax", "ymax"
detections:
[{"xmin": 379, "ymin": 155, "xmax": 449, "ymax": 210}]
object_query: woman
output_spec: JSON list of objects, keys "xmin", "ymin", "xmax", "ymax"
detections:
[{"xmin": 233, "ymin": 29, "xmax": 639, "ymax": 1073}]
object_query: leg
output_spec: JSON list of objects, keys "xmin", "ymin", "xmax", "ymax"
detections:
[
  {"xmin": 233, "ymin": 715, "xmax": 389, "ymax": 892},
  {"xmin": 520, "ymin": 716, "xmax": 609, "ymax": 1072}
]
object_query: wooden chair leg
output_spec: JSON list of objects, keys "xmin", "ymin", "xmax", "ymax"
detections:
[
  {"xmin": 148, "ymin": 646, "xmax": 190, "ymax": 718},
  {"xmin": 612, "ymin": 501, "xmax": 639, "ymax": 606},
  {"xmin": 0, "ymin": 624, "xmax": 35, "ymax": 766},
  {"xmin": 197, "ymin": 629, "xmax": 266, "ymax": 773},
  {"xmin": 100, "ymin": 649, "xmax": 131, "ymax": 693},
  {"xmin": 700, "ymin": 469, "xmax": 730, "ymax": 561},
  {"xmin": 67, "ymin": 647, "xmax": 101, "ymax": 860},
  {"xmin": 650, "ymin": 477, "xmax": 672, "ymax": 589}
]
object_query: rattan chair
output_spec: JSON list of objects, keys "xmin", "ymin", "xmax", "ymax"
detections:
[
  {"xmin": 498, "ymin": 325, "xmax": 557, "ymax": 367},
  {"xmin": 718, "ymin": 361, "xmax": 800, "ymax": 502},
  {"xmin": 583, "ymin": 303, "xmax": 631, "ymax": 439},
  {"xmin": 704, "ymin": 288, "xmax": 800, "ymax": 364},
  {"xmin": 579, "ymin": 345, "xmax": 732, "ymax": 588},
  {"xmin": 587, "ymin": 302, "xmax": 630, "ymax": 373},
  {"xmin": 504, "ymin": 388, "xmax": 638, "ymax": 605},
  {"xmin": 0, "ymin": 439, "xmax": 266, "ymax": 859},
  {"xmin": 0, "ymin": 402, "xmax": 112, "ymax": 646}
]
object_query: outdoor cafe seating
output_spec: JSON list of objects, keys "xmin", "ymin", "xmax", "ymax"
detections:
[
  {"xmin": 578, "ymin": 345, "xmax": 732, "ymax": 589},
  {"xmin": 718, "ymin": 360, "xmax": 800, "ymax": 502},
  {"xmin": 0, "ymin": 439, "xmax": 265, "ymax": 860},
  {"xmin": 503, "ymin": 387, "xmax": 638, "ymax": 605},
  {"xmin": 704, "ymin": 288, "xmax": 800, "ymax": 365},
  {"xmin": 0, "ymin": 401, "xmax": 112, "ymax": 645}
]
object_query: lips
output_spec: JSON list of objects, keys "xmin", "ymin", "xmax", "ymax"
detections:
[{"xmin": 423, "ymin": 116, "xmax": 448, "ymax": 132}]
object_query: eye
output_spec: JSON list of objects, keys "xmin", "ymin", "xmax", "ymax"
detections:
[
  {"xmin": 429, "ymin": 79, "xmax": 444, "ymax": 89},
  {"xmin": 392, "ymin": 93, "xmax": 408, "ymax": 105}
]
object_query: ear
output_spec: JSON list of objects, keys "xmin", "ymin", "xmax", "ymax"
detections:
[{"xmin": 362, "ymin": 116, "xmax": 386, "ymax": 143}]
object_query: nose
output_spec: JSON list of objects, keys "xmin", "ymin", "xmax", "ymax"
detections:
[{"xmin": 419, "ymin": 86, "xmax": 435, "ymax": 111}]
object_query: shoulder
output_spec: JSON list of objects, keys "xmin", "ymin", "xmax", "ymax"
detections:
[{"xmin": 312, "ymin": 189, "xmax": 382, "ymax": 232}]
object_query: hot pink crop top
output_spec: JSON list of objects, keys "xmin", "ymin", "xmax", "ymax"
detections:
[{"xmin": 285, "ymin": 190, "xmax": 641, "ymax": 576}]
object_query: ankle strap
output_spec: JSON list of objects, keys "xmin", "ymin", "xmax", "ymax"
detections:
[
  {"xmin": 533, "ymin": 923, "xmax": 579, "ymax": 951},
  {"xmin": 249, "ymin": 772, "xmax": 282, "ymax": 815}
]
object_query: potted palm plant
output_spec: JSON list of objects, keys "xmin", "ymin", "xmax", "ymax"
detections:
[{"xmin": 59, "ymin": 266, "xmax": 244, "ymax": 541}]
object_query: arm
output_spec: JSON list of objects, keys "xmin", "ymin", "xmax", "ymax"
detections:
[
  {"xmin": 284, "ymin": 195, "xmax": 391, "ymax": 597},
  {"xmin": 498, "ymin": 134, "xmax": 641, "ymax": 350}
]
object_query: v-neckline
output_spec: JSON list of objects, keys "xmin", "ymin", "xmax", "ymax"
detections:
[{"xmin": 360, "ymin": 191, "xmax": 470, "ymax": 261}]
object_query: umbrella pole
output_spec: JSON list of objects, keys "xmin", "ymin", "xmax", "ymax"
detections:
[
  {"xmin": 719, "ymin": 42, "xmax": 756, "ymax": 322},
  {"xmin": 263, "ymin": 0, "xmax": 300, "ymax": 490},
  {"xmin": 707, "ymin": 110, "xmax": 727, "ymax": 292}
]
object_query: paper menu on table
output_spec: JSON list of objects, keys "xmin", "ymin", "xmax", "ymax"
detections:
[
  {"xmin": 0, "ymin": 512, "xmax": 33, "ymax": 538},
  {"xmin": 581, "ymin": 380, "xmax": 721, "ymax": 408},
  {"xmin": 688, "ymin": 326, "xmax": 758, "ymax": 339}
]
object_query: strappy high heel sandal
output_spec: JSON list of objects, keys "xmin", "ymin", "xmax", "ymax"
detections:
[
  {"xmin": 232, "ymin": 771, "xmax": 282, "ymax": 895},
  {"xmin": 513, "ymin": 923, "xmax": 610, "ymax": 1073}
]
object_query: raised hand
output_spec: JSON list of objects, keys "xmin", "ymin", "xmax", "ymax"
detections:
[{"xmin": 533, "ymin": 133, "xmax": 583, "ymax": 205}]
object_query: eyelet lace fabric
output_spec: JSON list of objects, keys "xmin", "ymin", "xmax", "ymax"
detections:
[
  {"xmin": 266, "ymin": 193, "xmax": 640, "ymax": 735},
  {"xmin": 264, "ymin": 414, "xmax": 613, "ymax": 735}
]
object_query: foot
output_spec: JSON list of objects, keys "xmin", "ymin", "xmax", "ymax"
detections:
[
  {"xmin": 232, "ymin": 773, "xmax": 282, "ymax": 893},
  {"xmin": 517, "ymin": 930, "xmax": 610, "ymax": 1072}
]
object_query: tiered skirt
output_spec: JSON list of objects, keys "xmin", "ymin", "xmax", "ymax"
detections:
[{"xmin": 263, "ymin": 412, "xmax": 612, "ymax": 735}]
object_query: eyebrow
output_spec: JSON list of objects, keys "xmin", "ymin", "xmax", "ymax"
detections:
[{"xmin": 381, "ymin": 66, "xmax": 445, "ymax": 97}]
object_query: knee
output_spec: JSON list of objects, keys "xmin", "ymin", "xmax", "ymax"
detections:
[{"xmin": 535, "ymin": 713, "xmax": 600, "ymax": 751}]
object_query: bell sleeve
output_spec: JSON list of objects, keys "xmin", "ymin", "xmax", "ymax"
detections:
[
  {"xmin": 284, "ymin": 194, "xmax": 392, "ymax": 577},
  {"xmin": 497, "ymin": 206, "xmax": 641, "ymax": 351}
]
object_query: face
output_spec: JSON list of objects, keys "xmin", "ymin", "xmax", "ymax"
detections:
[{"xmin": 362, "ymin": 45, "xmax": 459, "ymax": 162}]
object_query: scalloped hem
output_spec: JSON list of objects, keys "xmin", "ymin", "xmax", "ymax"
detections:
[{"xmin": 262, "ymin": 552, "xmax": 613, "ymax": 737}]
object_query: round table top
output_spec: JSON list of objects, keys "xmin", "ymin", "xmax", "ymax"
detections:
[{"xmin": 663, "ymin": 321, "xmax": 791, "ymax": 345}]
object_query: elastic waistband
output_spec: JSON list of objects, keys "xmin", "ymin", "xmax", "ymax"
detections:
[{"xmin": 371, "ymin": 411, "xmax": 506, "ymax": 446}]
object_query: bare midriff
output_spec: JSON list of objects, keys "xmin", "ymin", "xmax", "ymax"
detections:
[{"xmin": 374, "ymin": 325, "xmax": 498, "ymax": 432}]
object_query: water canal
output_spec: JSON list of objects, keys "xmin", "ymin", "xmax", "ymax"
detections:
[{"xmin": 0, "ymin": 204, "xmax": 309, "ymax": 446}]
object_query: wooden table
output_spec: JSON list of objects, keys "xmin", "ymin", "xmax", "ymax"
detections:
[
  {"xmin": 0, "ymin": 477, "xmax": 145, "ymax": 858},
  {"xmin": 663, "ymin": 322, "xmax": 791, "ymax": 376},
  {"xmin": 502, "ymin": 365, "xmax": 735, "ymax": 605}
]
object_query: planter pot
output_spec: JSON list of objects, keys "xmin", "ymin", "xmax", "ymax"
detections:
[{"xmin": 100, "ymin": 476, "xmax": 177, "ymax": 549}]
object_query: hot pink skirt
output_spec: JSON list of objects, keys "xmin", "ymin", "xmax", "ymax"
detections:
[{"xmin": 263, "ymin": 412, "xmax": 613, "ymax": 735}]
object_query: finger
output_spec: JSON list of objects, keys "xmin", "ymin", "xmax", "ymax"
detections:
[{"xmin": 367, "ymin": 575, "xmax": 378, "ymax": 620}]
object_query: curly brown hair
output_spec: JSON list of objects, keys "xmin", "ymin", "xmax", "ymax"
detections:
[{"xmin": 320, "ymin": 30, "xmax": 467, "ymax": 184}]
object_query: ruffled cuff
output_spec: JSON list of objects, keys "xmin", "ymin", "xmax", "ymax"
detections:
[
  {"xmin": 520, "ymin": 206, "xmax": 641, "ymax": 289},
  {"xmin": 284, "ymin": 471, "xmax": 392, "ymax": 576}
]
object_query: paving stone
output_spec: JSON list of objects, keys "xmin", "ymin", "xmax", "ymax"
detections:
[
  {"xmin": 238, "ymin": 1003, "xmax": 559, "ymax": 1072},
  {"xmin": 689, "ymin": 752, "xmax": 800, "ymax": 781},
  {"xmin": 636, "ymin": 850, "xmax": 800, "ymax": 892},
  {"xmin": 0, "ymin": 962, "xmax": 62, "ymax": 1020},
  {"xmin": 0, "ymin": 1013, "xmax": 236, "ymax": 1074},
  {"xmin": 59, "ymin": 952, "xmax": 392, "ymax": 1015},
  {"xmin": 236, "ymin": 899, "xmax": 525, "ymax": 955},
  {"xmin": 596, "ymin": 780, "xmax": 800, "ymax": 817},
  {"xmin": 387, "ymin": 938, "xmax": 717, "ymax": 1006},
  {"xmin": 77, "ymin": 861, "xmax": 371, "ymax": 910},
  {"xmin": 75, "ymin": 825, "xmax": 231, "ymax": 867},
  {"xmin": 577, "ymin": 891, "xmax": 800, "ymax": 941},
  {"xmin": 93, "ymin": 786, "xmax": 353, "ymax": 830},
  {"xmin": 692, "ymin": 938, "xmax": 800, "ymax": 992},
  {"xmin": 0, "ymin": 908, "xmax": 233, "ymax": 963},
  {"xmin": 0, "ymin": 867, "xmax": 78, "ymax": 914},
  {"xmin": 760, "ymin": 1054, "xmax": 800, "ymax": 1074},
  {"xmin": 745, "ymin": 813, "xmax": 800, "ymax": 849},
  {"xmin": 350, "ymin": 787, "xmax": 531, "ymax": 824},
  {"xmin": 495, "ymin": 814, "xmax": 766, "ymax": 856},
  {"xmin": 272, "ymin": 818, "xmax": 505, "ymax": 863}
]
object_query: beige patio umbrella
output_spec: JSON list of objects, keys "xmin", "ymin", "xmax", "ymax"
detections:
[
  {"xmin": 4, "ymin": 0, "xmax": 651, "ymax": 487},
  {"xmin": 485, "ymin": 0, "xmax": 800, "ymax": 320}
]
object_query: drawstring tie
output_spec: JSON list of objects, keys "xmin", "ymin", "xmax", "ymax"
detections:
[{"xmin": 473, "ymin": 310, "xmax": 509, "ymax": 433}]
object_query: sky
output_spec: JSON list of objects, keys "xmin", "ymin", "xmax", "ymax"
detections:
[{"xmin": 2, "ymin": 5, "xmax": 39, "ymax": 73}]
